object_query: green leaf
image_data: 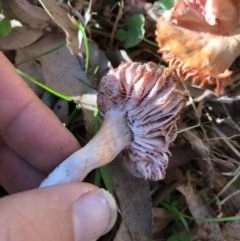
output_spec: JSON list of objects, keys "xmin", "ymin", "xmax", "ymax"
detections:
[
  {"xmin": 116, "ymin": 14, "xmax": 145, "ymax": 48},
  {"xmin": 0, "ymin": 17, "xmax": 12, "ymax": 36},
  {"xmin": 159, "ymin": 0, "xmax": 176, "ymax": 10},
  {"xmin": 116, "ymin": 29, "xmax": 127, "ymax": 41},
  {"xmin": 100, "ymin": 166, "xmax": 114, "ymax": 197},
  {"xmin": 93, "ymin": 106, "xmax": 101, "ymax": 133},
  {"xmin": 94, "ymin": 168, "xmax": 101, "ymax": 187},
  {"xmin": 167, "ymin": 234, "xmax": 188, "ymax": 241}
]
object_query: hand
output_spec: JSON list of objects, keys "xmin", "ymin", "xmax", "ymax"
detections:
[{"xmin": 0, "ymin": 52, "xmax": 117, "ymax": 241}]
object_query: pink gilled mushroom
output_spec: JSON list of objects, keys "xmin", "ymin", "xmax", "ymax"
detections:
[
  {"xmin": 156, "ymin": 0, "xmax": 240, "ymax": 95},
  {"xmin": 40, "ymin": 62, "xmax": 185, "ymax": 187}
]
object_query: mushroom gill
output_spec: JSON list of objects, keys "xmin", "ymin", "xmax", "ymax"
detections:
[
  {"xmin": 155, "ymin": 0, "xmax": 240, "ymax": 95},
  {"xmin": 98, "ymin": 62, "xmax": 185, "ymax": 180}
]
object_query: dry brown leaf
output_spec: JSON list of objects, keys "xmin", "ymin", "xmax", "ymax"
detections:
[
  {"xmin": 39, "ymin": 0, "xmax": 80, "ymax": 54},
  {"xmin": 108, "ymin": 157, "xmax": 152, "ymax": 241},
  {"xmin": 16, "ymin": 32, "xmax": 88, "ymax": 102},
  {"xmin": 41, "ymin": 91, "xmax": 57, "ymax": 109},
  {"xmin": 124, "ymin": 0, "xmax": 152, "ymax": 18},
  {"xmin": 222, "ymin": 211, "xmax": 240, "ymax": 241},
  {"xmin": 153, "ymin": 208, "xmax": 173, "ymax": 237},
  {"xmin": 0, "ymin": 23, "xmax": 43, "ymax": 50},
  {"xmin": 86, "ymin": 41, "xmax": 110, "ymax": 81},
  {"xmin": 2, "ymin": 0, "xmax": 55, "ymax": 30},
  {"xmin": 52, "ymin": 99, "xmax": 69, "ymax": 124},
  {"xmin": 177, "ymin": 183, "xmax": 225, "ymax": 241},
  {"xmin": 213, "ymin": 173, "xmax": 240, "ymax": 217}
]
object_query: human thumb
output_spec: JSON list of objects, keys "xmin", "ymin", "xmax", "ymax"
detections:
[{"xmin": 0, "ymin": 183, "xmax": 117, "ymax": 241}]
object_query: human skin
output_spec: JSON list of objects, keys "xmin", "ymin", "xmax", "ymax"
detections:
[{"xmin": 0, "ymin": 52, "xmax": 116, "ymax": 241}]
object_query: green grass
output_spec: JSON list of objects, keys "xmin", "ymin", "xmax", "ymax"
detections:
[
  {"xmin": 15, "ymin": 41, "xmax": 67, "ymax": 67},
  {"xmin": 161, "ymin": 194, "xmax": 240, "ymax": 240},
  {"xmin": 16, "ymin": 69, "xmax": 72, "ymax": 102},
  {"xmin": 161, "ymin": 196, "xmax": 191, "ymax": 240},
  {"xmin": 15, "ymin": 40, "xmax": 71, "ymax": 102},
  {"xmin": 78, "ymin": 22, "xmax": 90, "ymax": 70}
]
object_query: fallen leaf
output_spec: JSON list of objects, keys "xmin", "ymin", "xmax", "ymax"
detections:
[
  {"xmin": 153, "ymin": 207, "xmax": 173, "ymax": 237},
  {"xmin": 16, "ymin": 32, "xmax": 88, "ymax": 101},
  {"xmin": 152, "ymin": 175, "xmax": 183, "ymax": 207},
  {"xmin": 177, "ymin": 183, "xmax": 225, "ymax": 241},
  {"xmin": 0, "ymin": 21, "xmax": 43, "ymax": 50},
  {"xmin": 84, "ymin": 41, "xmax": 111, "ymax": 83},
  {"xmin": 222, "ymin": 212, "xmax": 240, "ymax": 241},
  {"xmin": 213, "ymin": 172, "xmax": 240, "ymax": 217},
  {"xmin": 108, "ymin": 157, "xmax": 152, "ymax": 241},
  {"xmin": 52, "ymin": 99, "xmax": 69, "ymax": 124},
  {"xmin": 39, "ymin": 0, "xmax": 80, "ymax": 54},
  {"xmin": 124, "ymin": 0, "xmax": 152, "ymax": 17},
  {"xmin": 41, "ymin": 91, "xmax": 57, "ymax": 109},
  {"xmin": 2, "ymin": 0, "xmax": 54, "ymax": 30}
]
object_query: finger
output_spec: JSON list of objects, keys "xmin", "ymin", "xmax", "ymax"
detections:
[
  {"xmin": 0, "ymin": 183, "xmax": 117, "ymax": 241},
  {"xmin": 0, "ymin": 52, "xmax": 80, "ymax": 172},
  {"xmin": 0, "ymin": 140, "xmax": 46, "ymax": 193}
]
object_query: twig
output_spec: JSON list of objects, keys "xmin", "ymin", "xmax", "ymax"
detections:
[
  {"xmin": 209, "ymin": 166, "xmax": 240, "ymax": 204},
  {"xmin": 222, "ymin": 103, "xmax": 240, "ymax": 132},
  {"xmin": 110, "ymin": 1, "xmax": 123, "ymax": 50},
  {"xmin": 210, "ymin": 122, "xmax": 240, "ymax": 158},
  {"xmin": 208, "ymin": 134, "xmax": 240, "ymax": 141},
  {"xmin": 220, "ymin": 189, "xmax": 240, "ymax": 205},
  {"xmin": 177, "ymin": 79, "xmax": 202, "ymax": 134}
]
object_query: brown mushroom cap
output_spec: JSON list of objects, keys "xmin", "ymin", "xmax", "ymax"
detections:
[
  {"xmin": 98, "ymin": 62, "xmax": 185, "ymax": 181},
  {"xmin": 155, "ymin": 0, "xmax": 240, "ymax": 95}
]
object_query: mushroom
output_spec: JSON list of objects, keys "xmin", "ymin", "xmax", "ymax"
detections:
[
  {"xmin": 155, "ymin": 0, "xmax": 240, "ymax": 95},
  {"xmin": 40, "ymin": 62, "xmax": 185, "ymax": 187}
]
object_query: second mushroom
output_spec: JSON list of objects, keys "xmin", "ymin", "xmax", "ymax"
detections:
[
  {"xmin": 40, "ymin": 62, "xmax": 185, "ymax": 187},
  {"xmin": 155, "ymin": 0, "xmax": 240, "ymax": 95}
]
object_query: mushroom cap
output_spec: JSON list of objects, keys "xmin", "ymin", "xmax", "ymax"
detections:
[
  {"xmin": 155, "ymin": 0, "xmax": 240, "ymax": 95},
  {"xmin": 97, "ymin": 62, "xmax": 185, "ymax": 181}
]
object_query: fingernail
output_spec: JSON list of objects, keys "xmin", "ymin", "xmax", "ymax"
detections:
[{"xmin": 73, "ymin": 189, "xmax": 117, "ymax": 241}]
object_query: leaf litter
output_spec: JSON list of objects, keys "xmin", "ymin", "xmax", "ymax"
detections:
[{"xmin": 2, "ymin": 0, "xmax": 240, "ymax": 240}]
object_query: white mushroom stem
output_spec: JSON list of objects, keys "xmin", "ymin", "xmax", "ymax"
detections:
[{"xmin": 40, "ymin": 110, "xmax": 132, "ymax": 187}]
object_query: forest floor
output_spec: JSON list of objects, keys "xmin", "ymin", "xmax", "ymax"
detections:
[{"xmin": 1, "ymin": 0, "xmax": 240, "ymax": 240}]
